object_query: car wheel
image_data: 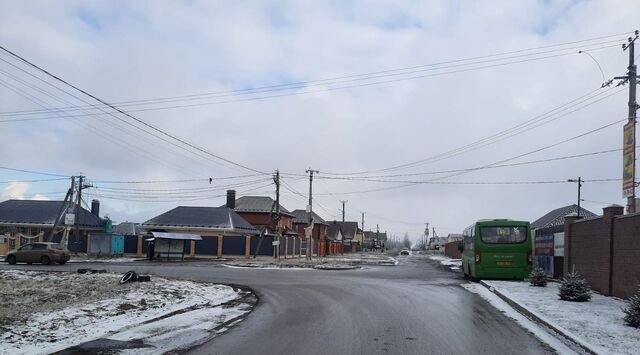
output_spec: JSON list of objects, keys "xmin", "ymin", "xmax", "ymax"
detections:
[
  {"xmin": 7, "ymin": 255, "xmax": 16, "ymax": 265},
  {"xmin": 27, "ymin": 262, "xmax": 32, "ymax": 265},
  {"xmin": 40, "ymin": 255, "xmax": 51, "ymax": 265}
]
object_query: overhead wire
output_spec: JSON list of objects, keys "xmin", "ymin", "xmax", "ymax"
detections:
[
  {"xmin": 0, "ymin": 33, "xmax": 630, "ymax": 118},
  {"xmin": 0, "ymin": 46, "xmax": 266, "ymax": 175}
]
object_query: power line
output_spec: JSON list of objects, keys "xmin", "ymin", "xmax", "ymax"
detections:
[
  {"xmin": 0, "ymin": 166, "xmax": 69, "ymax": 177},
  {"xmin": 0, "ymin": 45, "xmax": 265, "ymax": 174},
  {"xmin": 0, "ymin": 33, "xmax": 630, "ymax": 117},
  {"xmin": 0, "ymin": 42, "xmax": 623, "ymax": 123},
  {"xmin": 320, "ymin": 86, "xmax": 624, "ymax": 176},
  {"xmin": 316, "ymin": 148, "xmax": 620, "ymax": 181},
  {"xmin": 312, "ymin": 118, "xmax": 625, "ymax": 195},
  {"xmin": 0, "ymin": 177, "xmax": 69, "ymax": 184}
]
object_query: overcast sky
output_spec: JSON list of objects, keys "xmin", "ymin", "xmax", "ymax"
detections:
[{"xmin": 1, "ymin": 0, "xmax": 639, "ymax": 241}]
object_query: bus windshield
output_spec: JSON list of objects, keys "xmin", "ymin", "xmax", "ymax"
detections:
[{"xmin": 480, "ymin": 226, "xmax": 527, "ymax": 244}]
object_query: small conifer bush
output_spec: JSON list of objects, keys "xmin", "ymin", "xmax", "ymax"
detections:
[
  {"xmin": 623, "ymin": 288, "xmax": 640, "ymax": 328},
  {"xmin": 529, "ymin": 267, "xmax": 548, "ymax": 287},
  {"xmin": 559, "ymin": 271, "xmax": 591, "ymax": 302}
]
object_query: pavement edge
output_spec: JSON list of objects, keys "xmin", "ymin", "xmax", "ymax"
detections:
[{"xmin": 478, "ymin": 280, "xmax": 598, "ymax": 355}]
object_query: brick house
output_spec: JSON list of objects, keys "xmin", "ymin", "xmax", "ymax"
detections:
[
  {"xmin": 326, "ymin": 221, "xmax": 359, "ymax": 254},
  {"xmin": 363, "ymin": 230, "xmax": 387, "ymax": 251},
  {"xmin": 291, "ymin": 209, "xmax": 328, "ymax": 256},
  {"xmin": 226, "ymin": 192, "xmax": 300, "ymax": 257},
  {"xmin": 141, "ymin": 205, "xmax": 258, "ymax": 258}
]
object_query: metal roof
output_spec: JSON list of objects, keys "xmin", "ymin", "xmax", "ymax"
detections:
[
  {"xmin": 531, "ymin": 204, "xmax": 598, "ymax": 230},
  {"xmin": 232, "ymin": 196, "xmax": 295, "ymax": 217},
  {"xmin": 290, "ymin": 209, "xmax": 327, "ymax": 225},
  {"xmin": 0, "ymin": 199, "xmax": 102, "ymax": 228},
  {"xmin": 142, "ymin": 206, "xmax": 258, "ymax": 234}
]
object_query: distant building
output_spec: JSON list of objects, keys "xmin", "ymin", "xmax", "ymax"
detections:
[
  {"xmin": 531, "ymin": 204, "xmax": 597, "ymax": 278},
  {"xmin": 446, "ymin": 233, "xmax": 463, "ymax": 243},
  {"xmin": 326, "ymin": 221, "xmax": 359, "ymax": 254},
  {"xmin": 141, "ymin": 204, "xmax": 258, "ymax": 258},
  {"xmin": 0, "ymin": 199, "xmax": 104, "ymax": 253},
  {"xmin": 228, "ymin": 193, "xmax": 300, "ymax": 257},
  {"xmin": 363, "ymin": 230, "xmax": 387, "ymax": 251},
  {"xmin": 291, "ymin": 209, "xmax": 328, "ymax": 256}
]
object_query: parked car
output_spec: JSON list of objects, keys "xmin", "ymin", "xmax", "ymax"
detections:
[
  {"xmin": 6, "ymin": 242, "xmax": 70, "ymax": 265},
  {"xmin": 400, "ymin": 248, "xmax": 410, "ymax": 255}
]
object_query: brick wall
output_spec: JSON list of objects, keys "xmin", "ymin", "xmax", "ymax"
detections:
[
  {"xmin": 611, "ymin": 215, "xmax": 640, "ymax": 299},
  {"xmin": 564, "ymin": 205, "xmax": 640, "ymax": 299},
  {"xmin": 444, "ymin": 241, "xmax": 462, "ymax": 259}
]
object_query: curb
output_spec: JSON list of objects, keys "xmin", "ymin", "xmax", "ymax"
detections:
[{"xmin": 479, "ymin": 280, "xmax": 598, "ymax": 355}]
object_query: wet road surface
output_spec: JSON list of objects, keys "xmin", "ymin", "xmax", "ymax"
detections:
[{"xmin": 0, "ymin": 255, "xmax": 555, "ymax": 354}]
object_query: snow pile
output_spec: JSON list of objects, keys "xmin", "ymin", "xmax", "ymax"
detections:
[
  {"xmin": 428, "ymin": 255, "xmax": 462, "ymax": 271},
  {"xmin": 485, "ymin": 280, "xmax": 640, "ymax": 355},
  {"xmin": 0, "ymin": 270, "xmax": 253, "ymax": 354}
]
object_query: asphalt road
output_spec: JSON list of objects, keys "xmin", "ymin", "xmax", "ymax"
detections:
[{"xmin": 0, "ymin": 256, "xmax": 555, "ymax": 355}]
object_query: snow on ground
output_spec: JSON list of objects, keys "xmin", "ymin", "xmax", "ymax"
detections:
[
  {"xmin": 462, "ymin": 283, "xmax": 582, "ymax": 355},
  {"xmin": 68, "ymin": 257, "xmax": 142, "ymax": 263},
  {"xmin": 485, "ymin": 280, "xmax": 640, "ymax": 355},
  {"xmin": 0, "ymin": 270, "xmax": 254, "ymax": 354},
  {"xmin": 222, "ymin": 253, "xmax": 397, "ymax": 269},
  {"xmin": 427, "ymin": 255, "xmax": 462, "ymax": 271}
]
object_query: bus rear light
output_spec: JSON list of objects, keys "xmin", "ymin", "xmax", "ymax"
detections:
[
  {"xmin": 475, "ymin": 251, "xmax": 481, "ymax": 264},
  {"xmin": 527, "ymin": 251, "xmax": 533, "ymax": 265}
]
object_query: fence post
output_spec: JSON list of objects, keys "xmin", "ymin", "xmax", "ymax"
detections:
[{"xmin": 603, "ymin": 205, "xmax": 624, "ymax": 296}]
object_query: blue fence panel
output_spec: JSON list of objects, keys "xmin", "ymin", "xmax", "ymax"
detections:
[
  {"xmin": 251, "ymin": 235, "xmax": 274, "ymax": 256},
  {"xmin": 222, "ymin": 236, "xmax": 246, "ymax": 255},
  {"xmin": 124, "ymin": 235, "xmax": 138, "ymax": 254},
  {"xmin": 194, "ymin": 235, "xmax": 218, "ymax": 255}
]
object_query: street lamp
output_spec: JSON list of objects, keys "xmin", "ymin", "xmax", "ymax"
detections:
[{"xmin": 567, "ymin": 177, "xmax": 583, "ymax": 218}]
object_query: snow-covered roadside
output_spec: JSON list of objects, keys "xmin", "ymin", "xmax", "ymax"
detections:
[
  {"xmin": 484, "ymin": 280, "xmax": 640, "ymax": 355},
  {"xmin": 428, "ymin": 255, "xmax": 462, "ymax": 271},
  {"xmin": 222, "ymin": 253, "xmax": 397, "ymax": 269},
  {"xmin": 462, "ymin": 283, "xmax": 581, "ymax": 354},
  {"xmin": 0, "ymin": 270, "xmax": 254, "ymax": 354}
]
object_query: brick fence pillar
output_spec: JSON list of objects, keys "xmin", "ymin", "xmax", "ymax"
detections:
[
  {"xmin": 217, "ymin": 235, "xmax": 223, "ymax": 258},
  {"xmin": 137, "ymin": 236, "xmax": 143, "ymax": 256},
  {"xmin": 603, "ymin": 205, "xmax": 624, "ymax": 295},
  {"xmin": 563, "ymin": 215, "xmax": 580, "ymax": 276},
  {"xmin": 245, "ymin": 235, "xmax": 251, "ymax": 258}
]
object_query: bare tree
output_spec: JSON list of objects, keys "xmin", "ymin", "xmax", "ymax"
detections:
[{"xmin": 402, "ymin": 232, "xmax": 412, "ymax": 249}]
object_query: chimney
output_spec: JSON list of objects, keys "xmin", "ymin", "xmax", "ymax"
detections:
[
  {"xmin": 91, "ymin": 199, "xmax": 100, "ymax": 217},
  {"xmin": 226, "ymin": 190, "xmax": 236, "ymax": 209}
]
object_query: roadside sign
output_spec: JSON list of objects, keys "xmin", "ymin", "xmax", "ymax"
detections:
[
  {"xmin": 65, "ymin": 213, "xmax": 75, "ymax": 225},
  {"xmin": 272, "ymin": 241, "xmax": 280, "ymax": 246},
  {"xmin": 623, "ymin": 121, "xmax": 635, "ymax": 198}
]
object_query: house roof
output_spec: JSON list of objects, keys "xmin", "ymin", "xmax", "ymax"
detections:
[
  {"xmin": 290, "ymin": 209, "xmax": 327, "ymax": 225},
  {"xmin": 0, "ymin": 199, "xmax": 102, "ymax": 228},
  {"xmin": 231, "ymin": 196, "xmax": 295, "ymax": 217},
  {"xmin": 531, "ymin": 204, "xmax": 598, "ymax": 230},
  {"xmin": 113, "ymin": 222, "xmax": 144, "ymax": 235},
  {"xmin": 326, "ymin": 221, "xmax": 358, "ymax": 240},
  {"xmin": 141, "ymin": 206, "xmax": 258, "ymax": 234},
  {"xmin": 364, "ymin": 231, "xmax": 387, "ymax": 241}
]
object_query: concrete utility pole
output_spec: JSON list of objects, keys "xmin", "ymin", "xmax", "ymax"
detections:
[
  {"xmin": 74, "ymin": 175, "xmax": 84, "ymax": 243},
  {"xmin": 339, "ymin": 200, "xmax": 347, "ymax": 255},
  {"xmin": 568, "ymin": 177, "xmax": 582, "ymax": 217},
  {"xmin": 615, "ymin": 30, "xmax": 639, "ymax": 213},
  {"xmin": 274, "ymin": 170, "xmax": 280, "ymax": 259},
  {"xmin": 48, "ymin": 176, "xmax": 75, "ymax": 242},
  {"xmin": 424, "ymin": 222, "xmax": 430, "ymax": 250},
  {"xmin": 305, "ymin": 169, "xmax": 318, "ymax": 260}
]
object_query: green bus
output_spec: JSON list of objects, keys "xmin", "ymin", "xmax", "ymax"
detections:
[{"xmin": 460, "ymin": 219, "xmax": 532, "ymax": 281}]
